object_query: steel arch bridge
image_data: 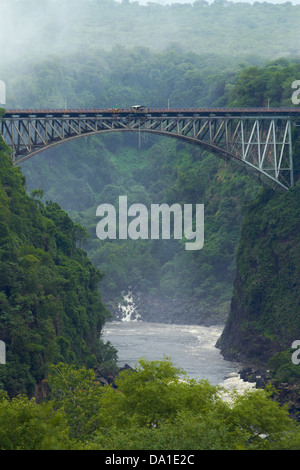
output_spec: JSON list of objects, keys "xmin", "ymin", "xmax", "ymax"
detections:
[{"xmin": 1, "ymin": 107, "xmax": 300, "ymax": 190}]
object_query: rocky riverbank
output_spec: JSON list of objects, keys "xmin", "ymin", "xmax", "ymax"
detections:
[
  {"xmin": 93, "ymin": 363, "xmax": 135, "ymax": 388},
  {"xmin": 238, "ymin": 366, "xmax": 300, "ymax": 422}
]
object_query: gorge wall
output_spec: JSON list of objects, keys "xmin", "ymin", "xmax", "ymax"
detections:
[{"xmin": 217, "ymin": 184, "xmax": 300, "ymax": 366}]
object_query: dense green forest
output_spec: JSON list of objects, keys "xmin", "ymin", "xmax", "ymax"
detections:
[
  {"xmin": 218, "ymin": 186, "xmax": 300, "ymax": 365},
  {"xmin": 1, "ymin": 0, "xmax": 300, "ymax": 62},
  {"xmin": 1, "ymin": 50, "xmax": 300, "ymax": 447},
  {"xmin": 0, "ymin": 131, "xmax": 116, "ymax": 396},
  {"xmin": 1, "ymin": 0, "xmax": 300, "ymax": 451},
  {"xmin": 1, "ymin": 357, "xmax": 300, "ymax": 450},
  {"xmin": 215, "ymin": 62, "xmax": 300, "ymax": 385},
  {"xmin": 2, "ymin": 48, "xmax": 258, "ymax": 322},
  {"xmin": 2, "ymin": 47, "xmax": 300, "ymax": 373},
  {"xmin": 3, "ymin": 51, "xmax": 297, "ymax": 324}
]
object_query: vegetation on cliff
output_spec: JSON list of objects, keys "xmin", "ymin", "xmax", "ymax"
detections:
[
  {"xmin": 2, "ymin": 50, "xmax": 300, "ymax": 389},
  {"xmin": 0, "ymin": 0, "xmax": 300, "ymax": 444},
  {"xmin": 217, "ymin": 185, "xmax": 300, "ymax": 366},
  {"xmin": 0, "ymin": 135, "xmax": 116, "ymax": 397},
  {"xmin": 11, "ymin": 53, "xmax": 298, "ymax": 325},
  {"xmin": 217, "ymin": 61, "xmax": 300, "ymax": 382},
  {"xmin": 3, "ymin": 48, "xmax": 265, "ymax": 322}
]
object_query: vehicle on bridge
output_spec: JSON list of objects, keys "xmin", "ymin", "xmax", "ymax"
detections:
[{"xmin": 131, "ymin": 105, "xmax": 148, "ymax": 112}]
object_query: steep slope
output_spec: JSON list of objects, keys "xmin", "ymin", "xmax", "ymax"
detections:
[
  {"xmin": 217, "ymin": 185, "xmax": 300, "ymax": 365},
  {"xmin": 0, "ymin": 135, "xmax": 116, "ymax": 397},
  {"xmin": 217, "ymin": 60, "xmax": 300, "ymax": 372}
]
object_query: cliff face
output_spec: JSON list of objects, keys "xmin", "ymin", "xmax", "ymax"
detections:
[
  {"xmin": 217, "ymin": 185, "xmax": 300, "ymax": 366},
  {"xmin": 0, "ymin": 138, "xmax": 114, "ymax": 397}
]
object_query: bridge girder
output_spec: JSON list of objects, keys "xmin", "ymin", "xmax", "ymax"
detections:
[{"xmin": 1, "ymin": 110, "xmax": 295, "ymax": 190}]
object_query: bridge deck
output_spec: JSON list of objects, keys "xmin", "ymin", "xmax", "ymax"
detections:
[{"xmin": 3, "ymin": 107, "xmax": 300, "ymax": 118}]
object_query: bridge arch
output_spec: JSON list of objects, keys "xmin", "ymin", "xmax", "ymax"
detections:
[{"xmin": 1, "ymin": 108, "xmax": 296, "ymax": 190}]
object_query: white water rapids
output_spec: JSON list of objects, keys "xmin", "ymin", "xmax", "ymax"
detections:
[{"xmin": 102, "ymin": 292, "xmax": 254, "ymax": 394}]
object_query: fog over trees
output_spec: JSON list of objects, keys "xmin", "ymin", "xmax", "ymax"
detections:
[
  {"xmin": 0, "ymin": 0, "xmax": 300, "ymax": 451},
  {"xmin": 1, "ymin": 0, "xmax": 300, "ymax": 70}
]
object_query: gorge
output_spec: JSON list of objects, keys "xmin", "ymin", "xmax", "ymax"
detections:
[{"xmin": 1, "ymin": 0, "xmax": 300, "ymax": 450}]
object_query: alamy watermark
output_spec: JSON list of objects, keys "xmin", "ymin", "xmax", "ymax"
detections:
[
  {"xmin": 0, "ymin": 341, "xmax": 5, "ymax": 365},
  {"xmin": 291, "ymin": 340, "xmax": 300, "ymax": 365},
  {"xmin": 0, "ymin": 80, "xmax": 6, "ymax": 106},
  {"xmin": 96, "ymin": 196, "xmax": 204, "ymax": 251},
  {"xmin": 291, "ymin": 80, "xmax": 300, "ymax": 105}
]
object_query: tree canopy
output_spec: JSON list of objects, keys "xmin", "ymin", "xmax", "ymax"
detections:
[
  {"xmin": 1, "ymin": 358, "xmax": 300, "ymax": 450},
  {"xmin": 0, "ymin": 136, "xmax": 117, "ymax": 397}
]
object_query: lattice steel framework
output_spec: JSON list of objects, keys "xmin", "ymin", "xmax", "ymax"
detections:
[{"xmin": 1, "ymin": 109, "xmax": 296, "ymax": 190}]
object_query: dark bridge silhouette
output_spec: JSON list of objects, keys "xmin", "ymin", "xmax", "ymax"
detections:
[{"xmin": 2, "ymin": 107, "xmax": 300, "ymax": 190}]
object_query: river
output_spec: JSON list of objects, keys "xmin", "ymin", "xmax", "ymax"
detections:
[{"xmin": 102, "ymin": 294, "xmax": 254, "ymax": 393}]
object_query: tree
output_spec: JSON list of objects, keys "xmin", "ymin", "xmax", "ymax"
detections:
[
  {"xmin": 45, "ymin": 359, "xmax": 300, "ymax": 450},
  {"xmin": 0, "ymin": 391, "xmax": 71, "ymax": 450}
]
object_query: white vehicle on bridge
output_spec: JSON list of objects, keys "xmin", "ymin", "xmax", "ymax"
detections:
[{"xmin": 131, "ymin": 105, "xmax": 148, "ymax": 112}]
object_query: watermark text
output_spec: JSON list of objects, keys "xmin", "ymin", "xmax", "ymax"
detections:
[
  {"xmin": 0, "ymin": 80, "xmax": 6, "ymax": 106},
  {"xmin": 291, "ymin": 340, "xmax": 300, "ymax": 365},
  {"xmin": 0, "ymin": 340, "xmax": 5, "ymax": 365},
  {"xmin": 96, "ymin": 196, "xmax": 204, "ymax": 251},
  {"xmin": 291, "ymin": 80, "xmax": 300, "ymax": 105}
]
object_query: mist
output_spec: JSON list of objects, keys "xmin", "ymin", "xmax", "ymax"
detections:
[
  {"xmin": 1, "ymin": 0, "xmax": 299, "ymax": 337},
  {"xmin": 1, "ymin": 0, "xmax": 300, "ymax": 108},
  {"xmin": 1, "ymin": 0, "xmax": 300, "ymax": 67}
]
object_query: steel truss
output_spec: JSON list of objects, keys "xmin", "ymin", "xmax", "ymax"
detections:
[{"xmin": 1, "ymin": 110, "xmax": 295, "ymax": 190}]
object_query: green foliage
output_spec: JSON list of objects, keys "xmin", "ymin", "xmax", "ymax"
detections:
[
  {"xmin": 0, "ymin": 0, "xmax": 299, "ymax": 450},
  {"xmin": 1, "ymin": 20, "xmax": 300, "ymax": 392},
  {"xmin": 240, "ymin": 185, "xmax": 300, "ymax": 337},
  {"xmin": 227, "ymin": 60, "xmax": 300, "ymax": 108},
  {"xmin": 46, "ymin": 362, "xmax": 104, "ymax": 440},
  {"xmin": 0, "ymin": 358, "xmax": 299, "ymax": 450},
  {"xmin": 219, "ymin": 183, "xmax": 300, "ymax": 364},
  {"xmin": 1, "ymin": 0, "xmax": 300, "ymax": 63},
  {"xmin": 212, "ymin": 58, "xmax": 300, "ymax": 366},
  {"xmin": 43, "ymin": 359, "xmax": 300, "ymax": 450},
  {"xmin": 0, "ymin": 138, "xmax": 117, "ymax": 397},
  {"xmin": 268, "ymin": 350, "xmax": 300, "ymax": 384},
  {"xmin": 0, "ymin": 391, "xmax": 71, "ymax": 450},
  {"xmin": 6, "ymin": 49, "xmax": 298, "ymax": 321},
  {"xmin": 12, "ymin": 47, "xmax": 261, "ymax": 317}
]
